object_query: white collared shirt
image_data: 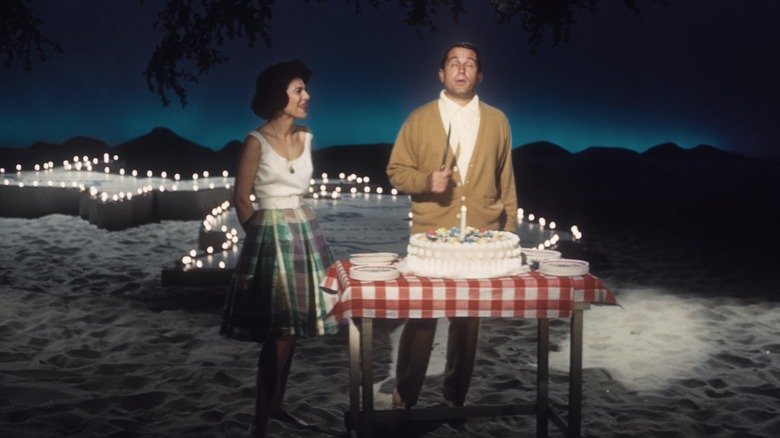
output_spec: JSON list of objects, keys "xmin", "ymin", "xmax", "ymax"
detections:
[{"xmin": 438, "ymin": 90, "xmax": 480, "ymax": 179}]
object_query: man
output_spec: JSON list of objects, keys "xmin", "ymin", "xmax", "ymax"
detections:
[{"xmin": 386, "ymin": 42, "xmax": 518, "ymax": 409}]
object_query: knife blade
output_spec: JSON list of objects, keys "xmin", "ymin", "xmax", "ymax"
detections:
[{"xmin": 440, "ymin": 124, "xmax": 451, "ymax": 170}]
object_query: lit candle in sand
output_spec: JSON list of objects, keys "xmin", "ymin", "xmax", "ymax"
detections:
[{"xmin": 460, "ymin": 205, "xmax": 467, "ymax": 241}]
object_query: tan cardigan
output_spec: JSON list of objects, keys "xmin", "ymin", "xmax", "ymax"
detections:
[{"xmin": 387, "ymin": 100, "xmax": 518, "ymax": 234}]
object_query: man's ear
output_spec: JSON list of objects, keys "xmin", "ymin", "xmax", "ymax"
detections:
[{"xmin": 439, "ymin": 69, "xmax": 445, "ymax": 84}]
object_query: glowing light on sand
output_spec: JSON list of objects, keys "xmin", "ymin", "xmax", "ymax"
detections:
[
  {"xmin": 539, "ymin": 217, "xmax": 546, "ymax": 228},
  {"xmin": 528, "ymin": 213, "xmax": 535, "ymax": 222}
]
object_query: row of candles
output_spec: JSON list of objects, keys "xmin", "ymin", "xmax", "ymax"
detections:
[{"xmin": 3, "ymin": 155, "xmax": 398, "ymax": 203}]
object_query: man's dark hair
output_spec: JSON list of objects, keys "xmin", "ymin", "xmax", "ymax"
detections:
[{"xmin": 440, "ymin": 42, "xmax": 482, "ymax": 72}]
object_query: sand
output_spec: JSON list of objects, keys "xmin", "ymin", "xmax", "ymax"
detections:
[{"xmin": 2, "ymin": 185, "xmax": 779, "ymax": 438}]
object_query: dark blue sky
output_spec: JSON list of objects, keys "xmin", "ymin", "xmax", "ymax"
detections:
[{"xmin": 2, "ymin": 0, "xmax": 779, "ymax": 158}]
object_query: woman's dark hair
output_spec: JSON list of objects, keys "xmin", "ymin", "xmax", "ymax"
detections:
[{"xmin": 250, "ymin": 60, "xmax": 312, "ymax": 120}]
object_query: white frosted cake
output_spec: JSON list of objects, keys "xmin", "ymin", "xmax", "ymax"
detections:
[{"xmin": 401, "ymin": 227, "xmax": 525, "ymax": 279}]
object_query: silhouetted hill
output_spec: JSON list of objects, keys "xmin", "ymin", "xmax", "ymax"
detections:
[
  {"xmin": 1, "ymin": 136, "xmax": 111, "ymax": 169},
  {"xmin": 0, "ymin": 128, "xmax": 241, "ymax": 176},
  {"xmin": 515, "ymin": 141, "xmax": 570, "ymax": 157},
  {"xmin": 112, "ymin": 127, "xmax": 235, "ymax": 176},
  {"xmin": 644, "ymin": 142, "xmax": 746, "ymax": 161}
]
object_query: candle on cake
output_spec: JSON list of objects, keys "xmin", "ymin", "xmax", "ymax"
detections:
[{"xmin": 460, "ymin": 205, "xmax": 467, "ymax": 241}]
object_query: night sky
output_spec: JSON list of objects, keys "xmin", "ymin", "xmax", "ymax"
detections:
[{"xmin": 2, "ymin": 0, "xmax": 779, "ymax": 158}]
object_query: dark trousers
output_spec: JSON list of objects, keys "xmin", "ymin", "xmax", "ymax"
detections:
[{"xmin": 395, "ymin": 317, "xmax": 481, "ymax": 407}]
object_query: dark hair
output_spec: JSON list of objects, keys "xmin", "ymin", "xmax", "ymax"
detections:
[
  {"xmin": 250, "ymin": 59, "xmax": 312, "ymax": 120},
  {"xmin": 440, "ymin": 42, "xmax": 482, "ymax": 72}
]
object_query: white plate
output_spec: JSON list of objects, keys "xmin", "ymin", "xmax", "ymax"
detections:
[
  {"xmin": 349, "ymin": 265, "xmax": 400, "ymax": 282},
  {"xmin": 539, "ymin": 259, "xmax": 589, "ymax": 276},
  {"xmin": 521, "ymin": 248, "xmax": 562, "ymax": 264},
  {"xmin": 350, "ymin": 252, "xmax": 398, "ymax": 266}
]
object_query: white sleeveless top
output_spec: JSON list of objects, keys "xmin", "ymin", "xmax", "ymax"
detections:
[{"xmin": 248, "ymin": 130, "xmax": 313, "ymax": 199}]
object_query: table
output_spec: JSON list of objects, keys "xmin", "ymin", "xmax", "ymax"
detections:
[{"xmin": 320, "ymin": 260, "xmax": 617, "ymax": 437}]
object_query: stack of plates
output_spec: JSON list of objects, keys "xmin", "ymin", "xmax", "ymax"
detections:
[
  {"xmin": 350, "ymin": 252, "xmax": 398, "ymax": 266},
  {"xmin": 539, "ymin": 259, "xmax": 590, "ymax": 277},
  {"xmin": 349, "ymin": 252, "xmax": 400, "ymax": 282},
  {"xmin": 521, "ymin": 248, "xmax": 562, "ymax": 265},
  {"xmin": 349, "ymin": 265, "xmax": 400, "ymax": 282}
]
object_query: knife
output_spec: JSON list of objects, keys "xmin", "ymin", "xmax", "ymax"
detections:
[{"xmin": 440, "ymin": 124, "xmax": 451, "ymax": 170}]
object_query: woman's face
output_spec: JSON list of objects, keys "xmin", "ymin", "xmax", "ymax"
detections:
[{"xmin": 282, "ymin": 78, "xmax": 309, "ymax": 119}]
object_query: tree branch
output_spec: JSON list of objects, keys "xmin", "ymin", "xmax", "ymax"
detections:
[
  {"xmin": 0, "ymin": 0, "xmax": 63, "ymax": 70},
  {"xmin": 144, "ymin": 0, "xmax": 274, "ymax": 107}
]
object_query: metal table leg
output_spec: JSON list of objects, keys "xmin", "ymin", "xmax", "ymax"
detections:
[
  {"xmin": 360, "ymin": 317, "xmax": 374, "ymax": 437},
  {"xmin": 568, "ymin": 302, "xmax": 590, "ymax": 438},
  {"xmin": 537, "ymin": 318, "xmax": 550, "ymax": 437},
  {"xmin": 348, "ymin": 318, "xmax": 361, "ymax": 433}
]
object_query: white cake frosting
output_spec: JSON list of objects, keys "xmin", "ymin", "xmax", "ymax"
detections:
[{"xmin": 402, "ymin": 227, "xmax": 525, "ymax": 279}]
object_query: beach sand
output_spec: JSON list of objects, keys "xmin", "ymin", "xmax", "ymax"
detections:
[{"xmin": 2, "ymin": 190, "xmax": 779, "ymax": 437}]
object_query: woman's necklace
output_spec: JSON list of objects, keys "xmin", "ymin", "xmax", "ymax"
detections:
[
  {"xmin": 285, "ymin": 144, "xmax": 295, "ymax": 174},
  {"xmin": 263, "ymin": 126, "xmax": 296, "ymax": 174}
]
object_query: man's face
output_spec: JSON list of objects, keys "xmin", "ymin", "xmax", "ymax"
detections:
[{"xmin": 439, "ymin": 47, "xmax": 483, "ymax": 104}]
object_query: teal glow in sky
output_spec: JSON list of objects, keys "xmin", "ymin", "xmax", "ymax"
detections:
[{"xmin": 1, "ymin": 0, "xmax": 778, "ymax": 158}]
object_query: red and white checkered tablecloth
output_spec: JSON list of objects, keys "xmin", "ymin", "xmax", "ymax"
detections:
[{"xmin": 321, "ymin": 260, "xmax": 617, "ymax": 320}]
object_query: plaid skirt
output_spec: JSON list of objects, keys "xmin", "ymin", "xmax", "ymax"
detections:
[{"xmin": 220, "ymin": 205, "xmax": 338, "ymax": 342}]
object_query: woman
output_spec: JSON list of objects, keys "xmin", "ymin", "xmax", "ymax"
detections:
[{"xmin": 220, "ymin": 59, "xmax": 338, "ymax": 437}]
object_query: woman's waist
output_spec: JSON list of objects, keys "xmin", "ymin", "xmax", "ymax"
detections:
[{"xmin": 256, "ymin": 194, "xmax": 304, "ymax": 209}]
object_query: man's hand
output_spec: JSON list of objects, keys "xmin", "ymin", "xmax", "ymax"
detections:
[{"xmin": 427, "ymin": 168, "xmax": 453, "ymax": 193}]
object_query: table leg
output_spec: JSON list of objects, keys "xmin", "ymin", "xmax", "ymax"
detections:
[
  {"xmin": 568, "ymin": 303, "xmax": 589, "ymax": 438},
  {"xmin": 537, "ymin": 318, "xmax": 550, "ymax": 437},
  {"xmin": 360, "ymin": 317, "xmax": 374, "ymax": 437},
  {"xmin": 348, "ymin": 318, "xmax": 361, "ymax": 432}
]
